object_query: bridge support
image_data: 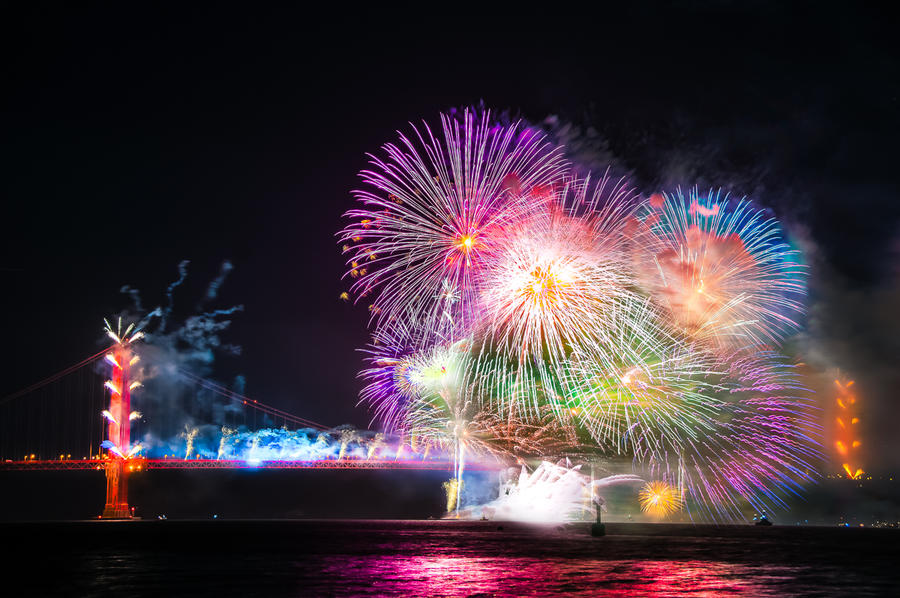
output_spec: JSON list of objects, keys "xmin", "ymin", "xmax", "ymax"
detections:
[
  {"xmin": 100, "ymin": 327, "xmax": 139, "ymax": 519},
  {"xmin": 102, "ymin": 459, "xmax": 131, "ymax": 518}
]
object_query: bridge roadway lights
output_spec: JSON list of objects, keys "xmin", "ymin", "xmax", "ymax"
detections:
[
  {"xmin": 1, "ymin": 456, "xmax": 502, "ymax": 517},
  {"xmin": 0, "ymin": 458, "xmax": 499, "ymax": 471}
]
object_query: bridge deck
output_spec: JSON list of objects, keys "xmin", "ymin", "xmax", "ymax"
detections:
[{"xmin": 0, "ymin": 458, "xmax": 503, "ymax": 472}]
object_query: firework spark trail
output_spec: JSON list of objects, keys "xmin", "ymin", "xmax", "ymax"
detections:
[
  {"xmin": 356, "ymin": 325, "xmax": 427, "ymax": 432},
  {"xmin": 181, "ymin": 425, "xmax": 199, "ymax": 459},
  {"xmin": 443, "ymin": 478, "xmax": 462, "ymax": 514},
  {"xmin": 642, "ymin": 350, "xmax": 821, "ymax": 521},
  {"xmin": 366, "ymin": 432, "xmax": 385, "ymax": 460},
  {"xmin": 478, "ymin": 218, "xmax": 624, "ymax": 366},
  {"xmin": 193, "ymin": 426, "xmax": 459, "ymax": 464},
  {"xmin": 340, "ymin": 108, "xmax": 569, "ymax": 341},
  {"xmin": 547, "ymin": 301, "xmax": 820, "ymax": 520},
  {"xmin": 358, "ymin": 334, "xmax": 490, "ymax": 499},
  {"xmin": 633, "ymin": 188, "xmax": 806, "ymax": 349},
  {"xmin": 396, "ymin": 341, "xmax": 491, "ymax": 472},
  {"xmin": 370, "ymin": 336, "xmax": 582, "ymax": 463},
  {"xmin": 469, "ymin": 176, "xmax": 644, "ymax": 418},
  {"xmin": 456, "ymin": 460, "xmax": 643, "ymax": 522},
  {"xmin": 558, "ymin": 298, "xmax": 726, "ymax": 459},
  {"xmin": 339, "ymin": 108, "xmax": 818, "ymax": 521}
]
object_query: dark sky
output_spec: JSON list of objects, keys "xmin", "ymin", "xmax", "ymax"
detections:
[{"xmin": 2, "ymin": 3, "xmax": 898, "ymax": 453}]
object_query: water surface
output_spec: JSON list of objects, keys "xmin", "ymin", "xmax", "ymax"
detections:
[{"xmin": 3, "ymin": 520, "xmax": 897, "ymax": 596}]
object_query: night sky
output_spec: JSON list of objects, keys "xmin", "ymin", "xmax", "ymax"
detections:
[{"xmin": 2, "ymin": 3, "xmax": 898, "ymax": 475}]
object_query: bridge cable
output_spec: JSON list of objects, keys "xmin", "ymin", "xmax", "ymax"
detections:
[
  {"xmin": 0, "ymin": 345, "xmax": 115, "ymax": 406},
  {"xmin": 176, "ymin": 369, "xmax": 330, "ymax": 431}
]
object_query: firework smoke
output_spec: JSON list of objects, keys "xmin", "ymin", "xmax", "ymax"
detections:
[{"xmin": 108, "ymin": 261, "xmax": 247, "ymax": 457}]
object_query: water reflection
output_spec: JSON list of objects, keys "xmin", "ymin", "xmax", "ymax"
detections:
[
  {"xmin": 324, "ymin": 555, "xmax": 792, "ymax": 596},
  {"xmin": 15, "ymin": 521, "xmax": 892, "ymax": 597}
]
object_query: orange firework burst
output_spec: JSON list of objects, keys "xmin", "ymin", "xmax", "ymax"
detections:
[
  {"xmin": 834, "ymin": 378, "xmax": 863, "ymax": 480},
  {"xmin": 639, "ymin": 481, "xmax": 683, "ymax": 518}
]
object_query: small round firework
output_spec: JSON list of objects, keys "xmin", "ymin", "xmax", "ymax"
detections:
[{"xmin": 639, "ymin": 480, "xmax": 684, "ymax": 518}]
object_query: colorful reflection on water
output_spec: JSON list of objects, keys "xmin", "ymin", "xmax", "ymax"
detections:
[
  {"xmin": 324, "ymin": 555, "xmax": 789, "ymax": 596},
  {"xmin": 6, "ymin": 520, "xmax": 897, "ymax": 597}
]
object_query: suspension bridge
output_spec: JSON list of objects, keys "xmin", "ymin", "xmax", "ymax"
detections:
[{"xmin": 0, "ymin": 323, "xmax": 491, "ymax": 518}]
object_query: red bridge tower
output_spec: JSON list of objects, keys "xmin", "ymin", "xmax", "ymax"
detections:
[{"xmin": 101, "ymin": 319, "xmax": 143, "ymax": 519}]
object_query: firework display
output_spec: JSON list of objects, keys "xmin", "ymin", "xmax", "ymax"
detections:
[
  {"xmin": 639, "ymin": 480, "xmax": 683, "ymax": 519},
  {"xmin": 340, "ymin": 108, "xmax": 569, "ymax": 341},
  {"xmin": 456, "ymin": 461, "xmax": 643, "ymax": 522},
  {"xmin": 340, "ymin": 108, "xmax": 818, "ymax": 521},
  {"xmin": 630, "ymin": 189, "xmax": 806, "ymax": 349}
]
